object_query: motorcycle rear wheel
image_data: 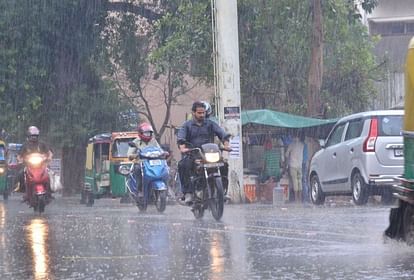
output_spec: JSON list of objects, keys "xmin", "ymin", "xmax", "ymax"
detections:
[
  {"xmin": 209, "ymin": 177, "xmax": 224, "ymax": 221},
  {"xmin": 155, "ymin": 190, "xmax": 167, "ymax": 213}
]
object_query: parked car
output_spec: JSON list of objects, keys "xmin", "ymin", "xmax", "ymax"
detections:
[{"xmin": 309, "ymin": 110, "xmax": 404, "ymax": 205}]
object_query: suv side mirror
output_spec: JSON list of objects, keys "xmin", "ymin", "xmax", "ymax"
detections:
[{"xmin": 319, "ymin": 139, "xmax": 326, "ymax": 148}]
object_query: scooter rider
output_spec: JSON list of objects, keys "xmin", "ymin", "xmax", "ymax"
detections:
[
  {"xmin": 16, "ymin": 126, "xmax": 53, "ymax": 199},
  {"xmin": 177, "ymin": 101, "xmax": 231, "ymax": 204},
  {"xmin": 127, "ymin": 122, "xmax": 161, "ymax": 197}
]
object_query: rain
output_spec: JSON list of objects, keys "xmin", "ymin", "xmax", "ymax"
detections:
[{"xmin": 1, "ymin": 0, "xmax": 414, "ymax": 279}]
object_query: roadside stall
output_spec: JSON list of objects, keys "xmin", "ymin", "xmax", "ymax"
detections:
[{"xmin": 241, "ymin": 109, "xmax": 337, "ymax": 203}]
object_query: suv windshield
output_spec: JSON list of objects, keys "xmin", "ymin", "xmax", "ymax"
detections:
[{"xmin": 378, "ymin": 115, "xmax": 403, "ymax": 136}]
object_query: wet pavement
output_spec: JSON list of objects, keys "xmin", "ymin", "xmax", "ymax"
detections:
[{"xmin": 0, "ymin": 194, "xmax": 413, "ymax": 279}]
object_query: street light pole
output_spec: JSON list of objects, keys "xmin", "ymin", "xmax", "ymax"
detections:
[{"xmin": 212, "ymin": 0, "xmax": 244, "ymax": 203}]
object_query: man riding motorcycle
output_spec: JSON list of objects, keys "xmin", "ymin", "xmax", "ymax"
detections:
[
  {"xmin": 177, "ymin": 101, "xmax": 231, "ymax": 203},
  {"xmin": 127, "ymin": 122, "xmax": 161, "ymax": 197},
  {"xmin": 16, "ymin": 126, "xmax": 53, "ymax": 200}
]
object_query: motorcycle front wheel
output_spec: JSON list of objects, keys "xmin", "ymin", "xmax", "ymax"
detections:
[
  {"xmin": 155, "ymin": 190, "xmax": 167, "ymax": 213},
  {"xmin": 209, "ymin": 177, "xmax": 224, "ymax": 221}
]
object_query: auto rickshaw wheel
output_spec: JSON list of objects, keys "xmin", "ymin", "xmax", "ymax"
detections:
[
  {"xmin": 80, "ymin": 190, "xmax": 87, "ymax": 204},
  {"xmin": 3, "ymin": 190, "xmax": 8, "ymax": 200},
  {"xmin": 86, "ymin": 192, "xmax": 94, "ymax": 207},
  {"xmin": 403, "ymin": 202, "xmax": 414, "ymax": 245}
]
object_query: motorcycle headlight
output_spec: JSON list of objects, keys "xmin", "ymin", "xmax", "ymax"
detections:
[
  {"xmin": 27, "ymin": 155, "xmax": 44, "ymax": 166},
  {"xmin": 205, "ymin": 152, "xmax": 220, "ymax": 163},
  {"xmin": 118, "ymin": 165, "xmax": 130, "ymax": 175},
  {"xmin": 0, "ymin": 167, "xmax": 5, "ymax": 174}
]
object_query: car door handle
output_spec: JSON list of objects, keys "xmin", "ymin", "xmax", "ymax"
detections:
[
  {"xmin": 333, "ymin": 152, "xmax": 336, "ymax": 157},
  {"xmin": 350, "ymin": 148, "xmax": 354, "ymax": 152}
]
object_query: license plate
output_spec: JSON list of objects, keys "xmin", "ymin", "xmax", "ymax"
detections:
[
  {"xmin": 149, "ymin": 159, "xmax": 162, "ymax": 166},
  {"xmin": 394, "ymin": 149, "xmax": 404, "ymax": 157},
  {"xmin": 203, "ymin": 162, "xmax": 224, "ymax": 168}
]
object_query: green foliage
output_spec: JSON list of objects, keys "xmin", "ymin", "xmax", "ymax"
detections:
[
  {"xmin": 0, "ymin": 0, "xmax": 122, "ymax": 145},
  {"xmin": 150, "ymin": 0, "xmax": 213, "ymax": 82},
  {"xmin": 238, "ymin": 0, "xmax": 382, "ymax": 116}
]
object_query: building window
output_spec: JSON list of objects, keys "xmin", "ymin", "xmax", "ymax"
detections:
[{"xmin": 370, "ymin": 21, "xmax": 414, "ymax": 36}]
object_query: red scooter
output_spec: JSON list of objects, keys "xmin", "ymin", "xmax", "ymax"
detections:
[{"xmin": 23, "ymin": 152, "xmax": 51, "ymax": 213}]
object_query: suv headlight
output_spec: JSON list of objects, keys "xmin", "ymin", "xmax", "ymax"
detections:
[
  {"xmin": 0, "ymin": 167, "xmax": 5, "ymax": 174},
  {"xmin": 205, "ymin": 152, "xmax": 220, "ymax": 163}
]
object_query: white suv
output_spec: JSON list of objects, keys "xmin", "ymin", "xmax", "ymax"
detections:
[{"xmin": 309, "ymin": 110, "xmax": 404, "ymax": 205}]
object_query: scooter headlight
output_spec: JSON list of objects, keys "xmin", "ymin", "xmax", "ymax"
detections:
[
  {"xmin": 27, "ymin": 154, "xmax": 44, "ymax": 166},
  {"xmin": 118, "ymin": 165, "xmax": 130, "ymax": 175},
  {"xmin": 0, "ymin": 167, "xmax": 5, "ymax": 174},
  {"xmin": 205, "ymin": 152, "xmax": 220, "ymax": 163}
]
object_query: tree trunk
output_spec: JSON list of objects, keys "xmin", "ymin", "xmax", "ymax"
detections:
[
  {"xmin": 307, "ymin": 0, "xmax": 323, "ymax": 117},
  {"xmin": 61, "ymin": 145, "xmax": 86, "ymax": 196}
]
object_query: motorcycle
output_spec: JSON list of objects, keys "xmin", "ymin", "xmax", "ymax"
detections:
[
  {"xmin": 124, "ymin": 145, "xmax": 169, "ymax": 213},
  {"xmin": 179, "ymin": 143, "xmax": 228, "ymax": 221},
  {"xmin": 23, "ymin": 152, "xmax": 51, "ymax": 213}
]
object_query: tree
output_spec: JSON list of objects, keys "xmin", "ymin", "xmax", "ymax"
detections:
[
  {"xmin": 238, "ymin": 0, "xmax": 381, "ymax": 116},
  {"xmin": 307, "ymin": 0, "xmax": 379, "ymax": 117},
  {"xmin": 102, "ymin": 0, "xmax": 213, "ymax": 141},
  {"xmin": 307, "ymin": 0, "xmax": 323, "ymax": 117}
]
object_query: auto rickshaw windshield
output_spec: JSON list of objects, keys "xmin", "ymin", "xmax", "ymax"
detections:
[{"xmin": 112, "ymin": 138, "xmax": 135, "ymax": 158}]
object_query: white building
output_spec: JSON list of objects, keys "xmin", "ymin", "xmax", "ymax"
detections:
[{"xmin": 363, "ymin": 0, "xmax": 414, "ymax": 109}]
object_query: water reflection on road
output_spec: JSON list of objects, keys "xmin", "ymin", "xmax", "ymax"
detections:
[
  {"xmin": 26, "ymin": 218, "xmax": 51, "ymax": 280},
  {"xmin": 1, "ymin": 197, "xmax": 414, "ymax": 279}
]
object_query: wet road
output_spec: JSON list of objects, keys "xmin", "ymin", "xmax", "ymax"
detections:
[{"xmin": 0, "ymin": 195, "xmax": 413, "ymax": 280}]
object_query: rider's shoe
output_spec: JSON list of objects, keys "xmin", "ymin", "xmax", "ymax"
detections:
[
  {"xmin": 184, "ymin": 193, "xmax": 193, "ymax": 204},
  {"xmin": 224, "ymin": 194, "xmax": 231, "ymax": 202}
]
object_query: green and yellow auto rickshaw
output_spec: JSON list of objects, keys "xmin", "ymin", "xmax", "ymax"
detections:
[
  {"xmin": 5, "ymin": 143, "xmax": 23, "ymax": 200},
  {"xmin": 0, "ymin": 140, "xmax": 7, "ymax": 200},
  {"xmin": 81, "ymin": 131, "xmax": 138, "ymax": 206},
  {"xmin": 385, "ymin": 37, "xmax": 414, "ymax": 243}
]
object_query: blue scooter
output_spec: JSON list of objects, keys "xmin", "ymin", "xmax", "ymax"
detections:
[{"xmin": 125, "ymin": 145, "xmax": 169, "ymax": 212}]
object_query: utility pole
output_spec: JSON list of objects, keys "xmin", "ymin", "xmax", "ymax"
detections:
[{"xmin": 212, "ymin": 0, "xmax": 244, "ymax": 203}]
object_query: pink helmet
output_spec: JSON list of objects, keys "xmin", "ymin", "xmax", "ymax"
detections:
[{"xmin": 138, "ymin": 122, "xmax": 154, "ymax": 142}]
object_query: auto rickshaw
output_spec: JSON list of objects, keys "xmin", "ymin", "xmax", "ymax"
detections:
[
  {"xmin": 384, "ymin": 36, "xmax": 414, "ymax": 244},
  {"xmin": 0, "ymin": 140, "xmax": 7, "ymax": 200},
  {"xmin": 81, "ymin": 131, "xmax": 138, "ymax": 206}
]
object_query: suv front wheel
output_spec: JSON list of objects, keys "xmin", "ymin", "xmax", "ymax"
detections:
[
  {"xmin": 310, "ymin": 174, "xmax": 325, "ymax": 205},
  {"xmin": 352, "ymin": 172, "xmax": 369, "ymax": 205}
]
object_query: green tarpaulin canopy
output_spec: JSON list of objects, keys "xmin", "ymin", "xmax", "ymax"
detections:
[{"xmin": 241, "ymin": 109, "xmax": 337, "ymax": 128}]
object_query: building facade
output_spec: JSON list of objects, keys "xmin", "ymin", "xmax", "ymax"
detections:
[{"xmin": 362, "ymin": 0, "xmax": 414, "ymax": 109}]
